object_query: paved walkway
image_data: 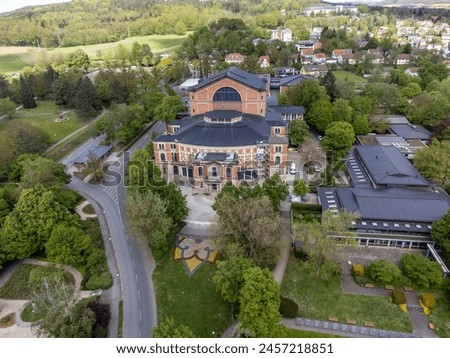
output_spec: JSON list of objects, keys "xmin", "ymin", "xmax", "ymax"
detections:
[{"xmin": 0, "ymin": 259, "xmax": 93, "ymax": 337}]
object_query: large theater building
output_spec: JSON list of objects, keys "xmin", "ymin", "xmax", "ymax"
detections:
[{"xmin": 153, "ymin": 67, "xmax": 289, "ymax": 193}]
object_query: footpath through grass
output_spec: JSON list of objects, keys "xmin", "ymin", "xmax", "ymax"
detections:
[
  {"xmin": 153, "ymin": 252, "xmax": 231, "ymax": 338},
  {"xmin": 14, "ymin": 101, "xmax": 85, "ymax": 144},
  {"xmin": 281, "ymin": 254, "xmax": 413, "ymax": 333}
]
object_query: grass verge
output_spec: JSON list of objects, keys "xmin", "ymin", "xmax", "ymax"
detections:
[
  {"xmin": 82, "ymin": 204, "xmax": 96, "ymax": 215},
  {"xmin": 46, "ymin": 126, "xmax": 92, "ymax": 160},
  {"xmin": 153, "ymin": 251, "xmax": 231, "ymax": 337},
  {"xmin": 281, "ymin": 254, "xmax": 413, "ymax": 333},
  {"xmin": 286, "ymin": 328, "xmax": 344, "ymax": 338},
  {"xmin": 118, "ymin": 300, "xmax": 124, "ymax": 338}
]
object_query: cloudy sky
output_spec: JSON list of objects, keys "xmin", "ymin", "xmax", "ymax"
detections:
[{"xmin": 0, "ymin": 0, "xmax": 71, "ymax": 14}]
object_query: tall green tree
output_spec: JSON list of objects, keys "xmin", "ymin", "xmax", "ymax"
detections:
[
  {"xmin": 431, "ymin": 210, "xmax": 450, "ymax": 257},
  {"xmin": 332, "ymin": 99, "xmax": 353, "ymax": 123},
  {"xmin": 288, "ymin": 119, "xmax": 309, "ymax": 146},
  {"xmin": 321, "ymin": 121, "xmax": 355, "ymax": 160},
  {"xmin": 262, "ymin": 173, "xmax": 289, "ymax": 209},
  {"xmin": 0, "ymin": 184, "xmax": 77, "ymax": 260},
  {"xmin": 75, "ymin": 77, "xmax": 102, "ymax": 119},
  {"xmin": 293, "ymin": 179, "xmax": 308, "ymax": 197},
  {"xmin": 65, "ymin": 49, "xmax": 90, "ymax": 70},
  {"xmin": 238, "ymin": 267, "xmax": 283, "ymax": 338},
  {"xmin": 321, "ymin": 70, "xmax": 338, "ymax": 102},
  {"xmin": 20, "ymin": 76, "xmax": 37, "ymax": 109},
  {"xmin": 285, "ymin": 79, "xmax": 328, "ymax": 111},
  {"xmin": 155, "ymin": 95, "xmax": 185, "ymax": 125},
  {"xmin": 413, "ymin": 140, "xmax": 450, "ymax": 193},
  {"xmin": 45, "ymin": 224, "xmax": 92, "ymax": 266},
  {"xmin": 214, "ymin": 193, "xmax": 281, "ymax": 268},
  {"xmin": 213, "ymin": 256, "xmax": 255, "ymax": 307},
  {"xmin": 308, "ymin": 100, "xmax": 333, "ymax": 133},
  {"xmin": 0, "ymin": 97, "xmax": 16, "ymax": 119},
  {"xmin": 126, "ymin": 190, "xmax": 172, "ymax": 250}
]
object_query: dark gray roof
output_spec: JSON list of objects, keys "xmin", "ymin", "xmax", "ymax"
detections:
[
  {"xmin": 389, "ymin": 124, "xmax": 431, "ymax": 141},
  {"xmin": 204, "ymin": 153, "xmax": 228, "ymax": 161},
  {"xmin": 189, "ymin": 66, "xmax": 266, "ymax": 91},
  {"xmin": 73, "ymin": 146, "xmax": 112, "ymax": 164},
  {"xmin": 279, "ymin": 75, "xmax": 309, "ymax": 86},
  {"xmin": 318, "ymin": 186, "xmax": 450, "ymax": 224},
  {"xmin": 269, "ymin": 106, "xmax": 305, "ymax": 115},
  {"xmin": 155, "ymin": 111, "xmax": 271, "ymax": 147},
  {"xmin": 266, "ymin": 111, "xmax": 283, "ymax": 122},
  {"xmin": 354, "ymin": 146, "xmax": 429, "ymax": 187},
  {"xmin": 267, "ymin": 95, "xmax": 279, "ymax": 106},
  {"xmin": 204, "ymin": 110, "xmax": 241, "ymax": 119}
]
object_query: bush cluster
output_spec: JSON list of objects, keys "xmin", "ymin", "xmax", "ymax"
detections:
[
  {"xmin": 366, "ymin": 259, "xmax": 402, "ymax": 285},
  {"xmin": 352, "ymin": 264, "xmax": 364, "ymax": 277},
  {"xmin": 420, "ymin": 293, "xmax": 437, "ymax": 309},
  {"xmin": 279, "ymin": 297, "xmax": 299, "ymax": 318},
  {"xmin": 391, "ymin": 291, "xmax": 406, "ymax": 305}
]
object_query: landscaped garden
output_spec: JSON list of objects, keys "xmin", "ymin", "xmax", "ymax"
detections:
[
  {"xmin": 153, "ymin": 252, "xmax": 231, "ymax": 338},
  {"xmin": 281, "ymin": 253, "xmax": 413, "ymax": 333},
  {"xmin": 0, "ymin": 264, "xmax": 74, "ymax": 300}
]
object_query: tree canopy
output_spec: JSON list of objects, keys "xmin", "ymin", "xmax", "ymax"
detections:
[{"xmin": 321, "ymin": 121, "xmax": 355, "ymax": 160}]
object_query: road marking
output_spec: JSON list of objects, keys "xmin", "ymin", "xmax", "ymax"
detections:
[
  {"xmin": 137, "ymin": 289, "xmax": 140, "ymax": 301},
  {"xmin": 132, "ymin": 259, "xmax": 136, "ymax": 268},
  {"xmin": 128, "ymin": 245, "xmax": 132, "ymax": 253},
  {"xmin": 135, "ymin": 273, "xmax": 139, "ymax": 284},
  {"xmin": 139, "ymin": 309, "xmax": 142, "ymax": 322}
]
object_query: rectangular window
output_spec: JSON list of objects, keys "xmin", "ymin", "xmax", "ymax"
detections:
[
  {"xmin": 198, "ymin": 167, "xmax": 203, "ymax": 176},
  {"xmin": 158, "ymin": 144, "xmax": 164, "ymax": 149},
  {"xmin": 171, "ymin": 153, "xmax": 177, "ymax": 162},
  {"xmin": 170, "ymin": 144, "xmax": 176, "ymax": 149},
  {"xmin": 274, "ymin": 128, "xmax": 281, "ymax": 134},
  {"xmin": 275, "ymin": 146, "xmax": 281, "ymax": 152}
]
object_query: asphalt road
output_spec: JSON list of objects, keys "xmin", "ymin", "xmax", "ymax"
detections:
[{"xmin": 63, "ymin": 121, "xmax": 165, "ymax": 338}]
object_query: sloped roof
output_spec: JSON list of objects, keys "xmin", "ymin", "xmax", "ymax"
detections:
[
  {"xmin": 73, "ymin": 146, "xmax": 112, "ymax": 164},
  {"xmin": 279, "ymin": 74, "xmax": 309, "ymax": 86},
  {"xmin": 318, "ymin": 186, "xmax": 450, "ymax": 223},
  {"xmin": 155, "ymin": 111, "xmax": 271, "ymax": 147},
  {"xmin": 189, "ymin": 66, "xmax": 267, "ymax": 91},
  {"xmin": 354, "ymin": 146, "xmax": 429, "ymax": 187}
]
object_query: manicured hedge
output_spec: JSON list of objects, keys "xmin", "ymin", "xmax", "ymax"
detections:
[
  {"xmin": 391, "ymin": 291, "xmax": 406, "ymax": 305},
  {"xmin": 420, "ymin": 293, "xmax": 436, "ymax": 309},
  {"xmin": 352, "ymin": 264, "xmax": 364, "ymax": 277}
]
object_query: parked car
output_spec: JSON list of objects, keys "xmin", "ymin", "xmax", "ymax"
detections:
[
  {"xmin": 290, "ymin": 195, "xmax": 302, "ymax": 203},
  {"xmin": 290, "ymin": 162, "xmax": 296, "ymax": 174}
]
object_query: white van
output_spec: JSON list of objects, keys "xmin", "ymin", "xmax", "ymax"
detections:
[{"xmin": 290, "ymin": 163, "xmax": 296, "ymax": 174}]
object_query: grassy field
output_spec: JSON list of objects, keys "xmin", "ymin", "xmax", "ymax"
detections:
[
  {"xmin": 332, "ymin": 71, "xmax": 368, "ymax": 84},
  {"xmin": 14, "ymin": 100, "xmax": 85, "ymax": 144},
  {"xmin": 153, "ymin": 252, "xmax": 232, "ymax": 338},
  {"xmin": 428, "ymin": 291, "xmax": 450, "ymax": 338},
  {"xmin": 281, "ymin": 254, "xmax": 413, "ymax": 333},
  {"xmin": 0, "ymin": 34, "xmax": 188, "ymax": 74}
]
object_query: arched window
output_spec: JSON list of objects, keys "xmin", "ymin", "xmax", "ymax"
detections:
[
  {"xmin": 161, "ymin": 153, "xmax": 166, "ymax": 161},
  {"xmin": 275, "ymin": 156, "xmax": 281, "ymax": 165},
  {"xmin": 211, "ymin": 166, "xmax": 218, "ymax": 177},
  {"xmin": 213, "ymin": 87, "xmax": 241, "ymax": 102}
]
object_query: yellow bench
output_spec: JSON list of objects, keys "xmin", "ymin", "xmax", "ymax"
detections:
[
  {"xmin": 328, "ymin": 316, "xmax": 338, "ymax": 322},
  {"xmin": 346, "ymin": 319, "xmax": 357, "ymax": 325},
  {"xmin": 385, "ymin": 285, "xmax": 394, "ymax": 290},
  {"xmin": 365, "ymin": 283, "xmax": 375, "ymax": 288},
  {"xmin": 364, "ymin": 321, "xmax": 375, "ymax": 328}
]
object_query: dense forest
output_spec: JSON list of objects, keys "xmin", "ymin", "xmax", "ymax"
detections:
[{"xmin": 0, "ymin": 0, "xmax": 319, "ymax": 47}]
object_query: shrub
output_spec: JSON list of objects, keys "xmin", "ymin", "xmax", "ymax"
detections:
[
  {"xmin": 400, "ymin": 253, "xmax": 443, "ymax": 288},
  {"xmin": 391, "ymin": 290, "xmax": 406, "ymax": 305},
  {"xmin": 86, "ymin": 273, "xmax": 113, "ymax": 290},
  {"xmin": 293, "ymin": 247, "xmax": 308, "ymax": 261},
  {"xmin": 279, "ymin": 297, "xmax": 299, "ymax": 318},
  {"xmin": 152, "ymin": 249, "xmax": 165, "ymax": 261},
  {"xmin": 352, "ymin": 264, "xmax": 364, "ymax": 277},
  {"xmin": 367, "ymin": 259, "xmax": 402, "ymax": 285},
  {"xmin": 420, "ymin": 293, "xmax": 437, "ymax": 309}
]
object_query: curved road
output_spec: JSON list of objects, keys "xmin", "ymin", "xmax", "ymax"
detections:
[{"xmin": 63, "ymin": 121, "xmax": 164, "ymax": 338}]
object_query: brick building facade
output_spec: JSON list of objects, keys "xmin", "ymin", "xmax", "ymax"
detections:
[{"xmin": 153, "ymin": 67, "xmax": 289, "ymax": 193}]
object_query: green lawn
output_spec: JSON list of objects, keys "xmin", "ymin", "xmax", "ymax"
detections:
[
  {"xmin": 332, "ymin": 71, "xmax": 368, "ymax": 84},
  {"xmin": 14, "ymin": 100, "xmax": 85, "ymax": 144},
  {"xmin": 20, "ymin": 303, "xmax": 43, "ymax": 323},
  {"xmin": 45, "ymin": 125, "xmax": 93, "ymax": 160},
  {"xmin": 153, "ymin": 252, "xmax": 232, "ymax": 338},
  {"xmin": 428, "ymin": 292, "xmax": 450, "ymax": 338},
  {"xmin": 281, "ymin": 254, "xmax": 413, "ymax": 333}
]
